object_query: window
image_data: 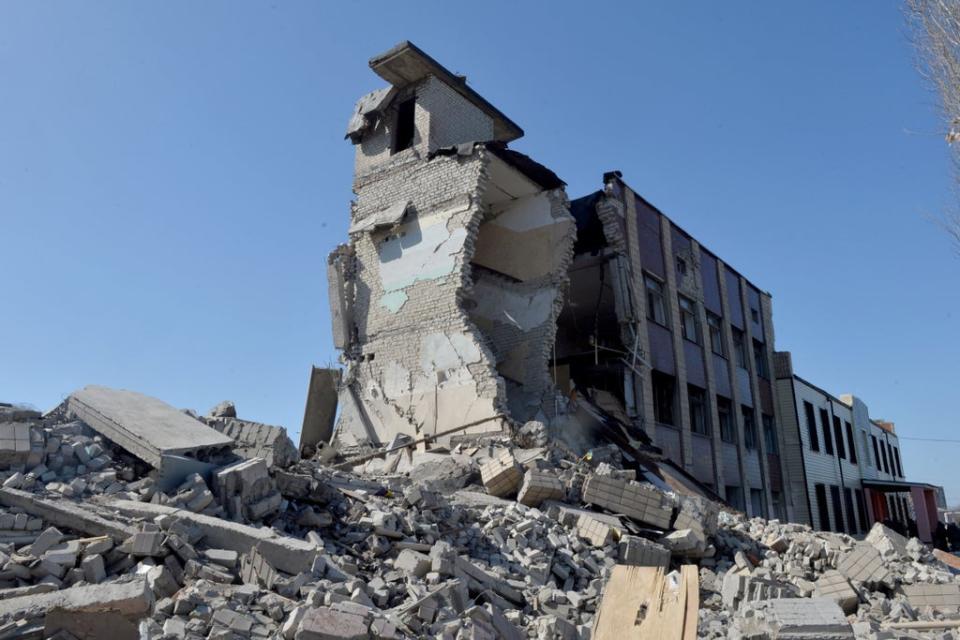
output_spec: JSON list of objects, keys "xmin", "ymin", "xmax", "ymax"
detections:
[
  {"xmin": 803, "ymin": 401, "xmax": 820, "ymax": 452},
  {"xmin": 645, "ymin": 275, "xmax": 668, "ymax": 326},
  {"xmin": 718, "ymin": 397, "xmax": 736, "ymax": 443},
  {"xmin": 678, "ymin": 296, "xmax": 700, "ymax": 343},
  {"xmin": 833, "ymin": 416, "xmax": 846, "ymax": 459},
  {"xmin": 880, "ymin": 440, "xmax": 890, "ymax": 474},
  {"xmin": 750, "ymin": 307, "xmax": 760, "ymax": 324},
  {"xmin": 815, "ymin": 484, "xmax": 831, "ymax": 531},
  {"xmin": 830, "ymin": 485, "xmax": 846, "ymax": 533},
  {"xmin": 706, "ymin": 312, "xmax": 725, "ymax": 356},
  {"xmin": 750, "ymin": 489, "xmax": 766, "ymax": 518},
  {"xmin": 771, "ymin": 490, "xmax": 786, "ymax": 521},
  {"xmin": 688, "ymin": 386, "xmax": 709, "ymax": 435},
  {"xmin": 893, "ymin": 446, "xmax": 903, "ymax": 477},
  {"xmin": 861, "ymin": 430, "xmax": 872, "ymax": 467},
  {"xmin": 872, "ymin": 434, "xmax": 882, "ymax": 468},
  {"xmin": 676, "ymin": 256, "xmax": 687, "ymax": 278},
  {"xmin": 845, "ymin": 421, "xmax": 857, "ymax": 464},
  {"xmin": 732, "ymin": 328, "xmax": 747, "ymax": 369},
  {"xmin": 652, "ymin": 372, "xmax": 675, "ymax": 426},
  {"xmin": 844, "ymin": 488, "xmax": 858, "ymax": 533},
  {"xmin": 855, "ymin": 489, "xmax": 869, "ymax": 531},
  {"xmin": 742, "ymin": 406, "xmax": 757, "ymax": 450},
  {"xmin": 752, "ymin": 339, "xmax": 768, "ymax": 378},
  {"xmin": 726, "ymin": 485, "xmax": 744, "ymax": 511},
  {"xmin": 820, "ymin": 408, "xmax": 834, "ymax": 455},
  {"xmin": 393, "ymin": 98, "xmax": 416, "ymax": 152},
  {"xmin": 762, "ymin": 414, "xmax": 778, "ymax": 454}
]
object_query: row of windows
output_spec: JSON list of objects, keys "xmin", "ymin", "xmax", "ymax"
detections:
[
  {"xmin": 802, "ymin": 400, "xmax": 903, "ymax": 476},
  {"xmin": 813, "ymin": 483, "xmax": 869, "ymax": 535},
  {"xmin": 653, "ymin": 373, "xmax": 776, "ymax": 452},
  {"xmin": 644, "ymin": 274, "xmax": 768, "ymax": 377}
]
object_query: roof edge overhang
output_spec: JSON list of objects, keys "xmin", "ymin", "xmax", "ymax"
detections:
[{"xmin": 369, "ymin": 41, "xmax": 524, "ymax": 144}]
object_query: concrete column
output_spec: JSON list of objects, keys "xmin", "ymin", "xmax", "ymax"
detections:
[
  {"xmin": 659, "ymin": 220, "xmax": 693, "ymax": 471},
  {"xmin": 715, "ymin": 260, "xmax": 749, "ymax": 509},
  {"xmin": 621, "ymin": 190, "xmax": 657, "ymax": 440},
  {"xmin": 738, "ymin": 275, "xmax": 774, "ymax": 517},
  {"xmin": 760, "ymin": 294, "xmax": 791, "ymax": 520},
  {"xmin": 689, "ymin": 239, "xmax": 724, "ymax": 492}
]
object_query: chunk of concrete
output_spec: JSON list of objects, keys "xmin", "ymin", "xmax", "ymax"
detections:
[
  {"xmin": 737, "ymin": 597, "xmax": 853, "ymax": 639},
  {"xmin": 814, "ymin": 570, "xmax": 859, "ymax": 615},
  {"xmin": 836, "ymin": 542, "xmax": 890, "ymax": 588},
  {"xmin": 300, "ymin": 367, "xmax": 340, "ymax": 454},
  {"xmin": 865, "ymin": 521, "xmax": 909, "ymax": 561},
  {"xmin": 582, "ymin": 474, "xmax": 673, "ymax": 529},
  {"xmin": 479, "ymin": 450, "xmax": 522, "ymax": 498},
  {"xmin": 66, "ymin": 385, "xmax": 233, "ymax": 471},
  {"xmin": 295, "ymin": 606, "xmax": 369, "ymax": 640},
  {"xmin": 516, "ymin": 470, "xmax": 564, "ymax": 507}
]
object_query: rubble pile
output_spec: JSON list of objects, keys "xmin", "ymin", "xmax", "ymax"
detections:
[{"xmin": 0, "ymin": 392, "xmax": 959, "ymax": 639}]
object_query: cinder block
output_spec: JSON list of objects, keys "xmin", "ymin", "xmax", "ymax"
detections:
[
  {"xmin": 618, "ymin": 535, "xmax": 670, "ymax": 568},
  {"xmin": 837, "ymin": 543, "xmax": 890, "ymax": 587},
  {"xmin": 480, "ymin": 451, "xmax": 522, "ymax": 498},
  {"xmin": 901, "ymin": 583, "xmax": 960, "ymax": 613},
  {"xmin": 738, "ymin": 597, "xmax": 853, "ymax": 638},
  {"xmin": 517, "ymin": 470, "xmax": 564, "ymax": 507},
  {"xmin": 576, "ymin": 514, "xmax": 613, "ymax": 547},
  {"xmin": 582, "ymin": 474, "xmax": 672, "ymax": 529},
  {"xmin": 814, "ymin": 570, "xmax": 859, "ymax": 614}
]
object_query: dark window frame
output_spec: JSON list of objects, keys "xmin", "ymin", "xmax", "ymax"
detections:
[
  {"xmin": 830, "ymin": 485, "xmax": 846, "ymax": 533},
  {"xmin": 678, "ymin": 295, "xmax": 700, "ymax": 344},
  {"xmin": 833, "ymin": 415, "xmax": 846, "ymax": 459},
  {"xmin": 688, "ymin": 385, "xmax": 709, "ymax": 436},
  {"xmin": 706, "ymin": 312, "xmax": 725, "ymax": 357},
  {"xmin": 718, "ymin": 397, "xmax": 736, "ymax": 444},
  {"xmin": 742, "ymin": 405, "xmax": 757, "ymax": 450},
  {"xmin": 645, "ymin": 274, "xmax": 669, "ymax": 327},
  {"xmin": 819, "ymin": 408, "xmax": 834, "ymax": 455},
  {"xmin": 803, "ymin": 401, "xmax": 820, "ymax": 452},
  {"xmin": 652, "ymin": 371, "xmax": 676, "ymax": 426},
  {"xmin": 392, "ymin": 97, "xmax": 416, "ymax": 153},
  {"xmin": 762, "ymin": 413, "xmax": 778, "ymax": 454},
  {"xmin": 752, "ymin": 339, "xmax": 769, "ymax": 378},
  {"xmin": 732, "ymin": 328, "xmax": 747, "ymax": 369},
  {"xmin": 815, "ymin": 484, "xmax": 831, "ymax": 531},
  {"xmin": 844, "ymin": 421, "xmax": 858, "ymax": 464}
]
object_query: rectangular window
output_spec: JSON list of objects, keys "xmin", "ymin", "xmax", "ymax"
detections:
[
  {"xmin": 872, "ymin": 434, "xmax": 882, "ymax": 468},
  {"xmin": 762, "ymin": 414, "xmax": 778, "ymax": 454},
  {"xmin": 844, "ymin": 488, "xmax": 858, "ymax": 533},
  {"xmin": 845, "ymin": 421, "xmax": 857, "ymax": 464},
  {"xmin": 815, "ymin": 484, "xmax": 831, "ymax": 531},
  {"xmin": 833, "ymin": 416, "xmax": 846, "ymax": 459},
  {"xmin": 771, "ymin": 490, "xmax": 786, "ymax": 521},
  {"xmin": 750, "ymin": 307, "xmax": 760, "ymax": 324},
  {"xmin": 880, "ymin": 440, "xmax": 890, "ymax": 474},
  {"xmin": 726, "ymin": 485, "xmax": 744, "ymax": 511},
  {"xmin": 706, "ymin": 312, "xmax": 725, "ymax": 356},
  {"xmin": 676, "ymin": 255, "xmax": 687, "ymax": 278},
  {"xmin": 750, "ymin": 488, "xmax": 765, "ymax": 518},
  {"xmin": 652, "ymin": 371, "xmax": 675, "ymax": 426},
  {"xmin": 830, "ymin": 485, "xmax": 846, "ymax": 533},
  {"xmin": 893, "ymin": 446, "xmax": 903, "ymax": 477},
  {"xmin": 718, "ymin": 397, "xmax": 735, "ymax": 444},
  {"xmin": 688, "ymin": 386, "xmax": 709, "ymax": 435},
  {"xmin": 804, "ymin": 401, "xmax": 820, "ymax": 452},
  {"xmin": 732, "ymin": 328, "xmax": 747, "ymax": 369},
  {"xmin": 861, "ymin": 431, "xmax": 872, "ymax": 467},
  {"xmin": 645, "ymin": 275, "xmax": 668, "ymax": 326},
  {"xmin": 742, "ymin": 406, "xmax": 757, "ymax": 450},
  {"xmin": 820, "ymin": 408, "xmax": 834, "ymax": 455},
  {"xmin": 855, "ymin": 489, "xmax": 869, "ymax": 530},
  {"xmin": 392, "ymin": 98, "xmax": 416, "ymax": 152},
  {"xmin": 678, "ymin": 296, "xmax": 700, "ymax": 344},
  {"xmin": 752, "ymin": 339, "xmax": 769, "ymax": 378}
]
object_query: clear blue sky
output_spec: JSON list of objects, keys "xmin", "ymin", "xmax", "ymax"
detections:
[{"xmin": 3, "ymin": 3, "xmax": 958, "ymax": 503}]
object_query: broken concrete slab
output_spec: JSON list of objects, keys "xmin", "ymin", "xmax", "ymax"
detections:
[
  {"xmin": 0, "ymin": 488, "xmax": 137, "ymax": 541},
  {"xmin": 66, "ymin": 385, "xmax": 233, "ymax": 471},
  {"xmin": 206, "ymin": 416, "xmax": 298, "ymax": 469},
  {"xmin": 734, "ymin": 597, "xmax": 854, "ymax": 639},
  {"xmin": 814, "ymin": 570, "xmax": 859, "ymax": 614},
  {"xmin": 479, "ymin": 450, "xmax": 522, "ymax": 498},
  {"xmin": 582, "ymin": 474, "xmax": 673, "ymax": 529},
  {"xmin": 516, "ymin": 470, "xmax": 564, "ymax": 507},
  {"xmin": 300, "ymin": 367, "xmax": 341, "ymax": 454}
]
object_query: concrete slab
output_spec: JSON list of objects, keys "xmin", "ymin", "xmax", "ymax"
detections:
[
  {"xmin": 67, "ymin": 385, "xmax": 233, "ymax": 469},
  {"xmin": 301, "ymin": 367, "xmax": 341, "ymax": 453}
]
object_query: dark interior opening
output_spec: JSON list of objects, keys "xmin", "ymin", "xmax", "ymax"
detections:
[{"xmin": 393, "ymin": 98, "xmax": 416, "ymax": 152}]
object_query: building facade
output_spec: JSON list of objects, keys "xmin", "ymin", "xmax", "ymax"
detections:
[{"xmin": 558, "ymin": 178, "xmax": 790, "ymax": 520}]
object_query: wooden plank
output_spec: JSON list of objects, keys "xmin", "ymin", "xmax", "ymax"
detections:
[{"xmin": 593, "ymin": 565, "xmax": 699, "ymax": 640}]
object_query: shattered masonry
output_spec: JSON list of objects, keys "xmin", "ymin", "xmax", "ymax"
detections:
[{"xmin": 330, "ymin": 41, "xmax": 575, "ymax": 450}]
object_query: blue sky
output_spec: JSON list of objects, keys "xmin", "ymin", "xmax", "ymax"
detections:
[{"xmin": 3, "ymin": 3, "xmax": 958, "ymax": 503}]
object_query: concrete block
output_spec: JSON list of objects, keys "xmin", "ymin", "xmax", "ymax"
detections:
[
  {"xmin": 516, "ymin": 470, "xmax": 564, "ymax": 507},
  {"xmin": 581, "ymin": 475, "xmax": 672, "ymax": 529},
  {"xmin": 738, "ymin": 597, "xmax": 853, "ymax": 639},
  {"xmin": 575, "ymin": 514, "xmax": 613, "ymax": 547},
  {"xmin": 81, "ymin": 554, "xmax": 106, "ymax": 584},
  {"xmin": 617, "ymin": 535, "xmax": 670, "ymax": 568},
  {"xmin": 837, "ymin": 543, "xmax": 890, "ymax": 587},
  {"xmin": 296, "ymin": 606, "xmax": 369, "ymax": 640},
  {"xmin": 901, "ymin": 582, "xmax": 960, "ymax": 613},
  {"xmin": 865, "ymin": 521, "xmax": 909, "ymax": 561},
  {"xmin": 479, "ymin": 451, "xmax": 522, "ymax": 498},
  {"xmin": 394, "ymin": 549, "xmax": 431, "ymax": 577},
  {"xmin": 814, "ymin": 570, "xmax": 859, "ymax": 614}
]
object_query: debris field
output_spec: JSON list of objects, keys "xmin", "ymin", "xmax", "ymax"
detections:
[{"xmin": 1, "ymin": 389, "xmax": 959, "ymax": 640}]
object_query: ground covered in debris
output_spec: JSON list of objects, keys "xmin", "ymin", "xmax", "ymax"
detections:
[{"xmin": 1, "ymin": 393, "xmax": 959, "ymax": 640}]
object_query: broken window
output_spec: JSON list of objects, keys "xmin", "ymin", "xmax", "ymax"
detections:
[
  {"xmin": 726, "ymin": 485, "xmax": 744, "ymax": 511},
  {"xmin": 706, "ymin": 312, "xmax": 724, "ymax": 356},
  {"xmin": 676, "ymin": 256, "xmax": 687, "ymax": 278},
  {"xmin": 392, "ymin": 97, "xmax": 416, "ymax": 152},
  {"xmin": 717, "ymin": 396, "xmax": 735, "ymax": 443},
  {"xmin": 742, "ymin": 406, "xmax": 757, "ymax": 450},
  {"xmin": 880, "ymin": 440, "xmax": 890, "ymax": 474},
  {"xmin": 750, "ymin": 488, "xmax": 766, "ymax": 518},
  {"xmin": 856, "ymin": 489, "xmax": 869, "ymax": 530},
  {"xmin": 732, "ymin": 328, "xmax": 747, "ymax": 369},
  {"xmin": 750, "ymin": 307, "xmax": 760, "ymax": 323},
  {"xmin": 845, "ymin": 421, "xmax": 857, "ymax": 464},
  {"xmin": 688, "ymin": 385, "xmax": 708, "ymax": 436},
  {"xmin": 893, "ymin": 446, "xmax": 903, "ymax": 477},
  {"xmin": 752, "ymin": 339, "xmax": 768, "ymax": 378},
  {"xmin": 819, "ymin": 408, "xmax": 834, "ymax": 455},
  {"xmin": 803, "ymin": 401, "xmax": 820, "ymax": 452},
  {"xmin": 645, "ymin": 275, "xmax": 668, "ymax": 326},
  {"xmin": 762, "ymin": 413, "xmax": 777, "ymax": 454},
  {"xmin": 833, "ymin": 416, "xmax": 845, "ymax": 459},
  {"xmin": 844, "ymin": 487, "xmax": 858, "ymax": 533},
  {"xmin": 652, "ymin": 371, "xmax": 675, "ymax": 426},
  {"xmin": 678, "ymin": 295, "xmax": 699, "ymax": 344},
  {"xmin": 830, "ymin": 485, "xmax": 846, "ymax": 533},
  {"xmin": 872, "ymin": 434, "xmax": 881, "ymax": 468}
]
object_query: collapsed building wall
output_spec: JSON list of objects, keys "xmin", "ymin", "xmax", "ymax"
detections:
[{"xmin": 330, "ymin": 42, "xmax": 575, "ymax": 448}]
